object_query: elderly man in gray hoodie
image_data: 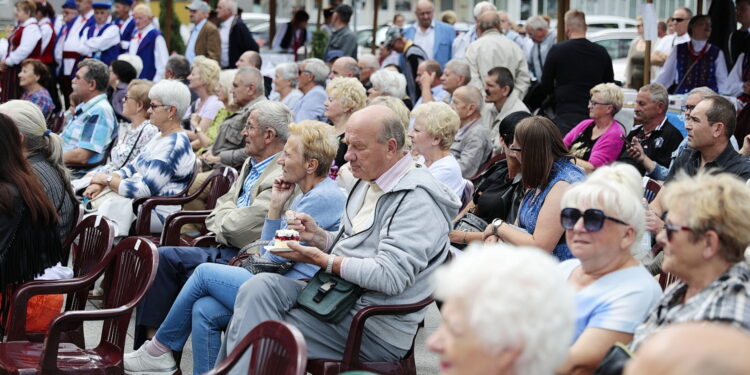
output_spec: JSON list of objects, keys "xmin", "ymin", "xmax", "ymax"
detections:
[{"xmin": 218, "ymin": 105, "xmax": 460, "ymax": 371}]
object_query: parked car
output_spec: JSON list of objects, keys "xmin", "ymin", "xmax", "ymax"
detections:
[
  {"xmin": 545, "ymin": 15, "xmax": 638, "ymax": 32},
  {"xmin": 587, "ymin": 28, "xmax": 639, "ymax": 85}
]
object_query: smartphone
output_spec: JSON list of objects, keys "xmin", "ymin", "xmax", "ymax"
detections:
[{"xmin": 621, "ymin": 135, "xmax": 634, "ymax": 149}]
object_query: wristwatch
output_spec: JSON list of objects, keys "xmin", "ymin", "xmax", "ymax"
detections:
[
  {"xmin": 106, "ymin": 175, "xmax": 114, "ymax": 184},
  {"xmin": 491, "ymin": 218, "xmax": 504, "ymax": 237}
]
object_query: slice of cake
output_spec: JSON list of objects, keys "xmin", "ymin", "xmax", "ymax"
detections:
[{"xmin": 274, "ymin": 229, "xmax": 300, "ymax": 249}]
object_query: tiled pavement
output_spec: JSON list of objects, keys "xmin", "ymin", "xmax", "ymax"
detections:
[{"xmin": 82, "ymin": 300, "xmax": 441, "ymax": 374}]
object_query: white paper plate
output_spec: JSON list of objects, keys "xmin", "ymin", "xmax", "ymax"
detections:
[{"xmin": 264, "ymin": 245, "xmax": 292, "ymax": 252}]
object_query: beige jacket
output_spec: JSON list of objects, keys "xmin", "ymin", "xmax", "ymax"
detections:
[
  {"xmin": 465, "ymin": 29, "xmax": 531, "ymax": 98},
  {"xmin": 205, "ymin": 153, "xmax": 293, "ymax": 248}
]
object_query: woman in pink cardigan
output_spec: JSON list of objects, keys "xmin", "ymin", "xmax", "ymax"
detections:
[{"xmin": 563, "ymin": 83, "xmax": 625, "ymax": 173}]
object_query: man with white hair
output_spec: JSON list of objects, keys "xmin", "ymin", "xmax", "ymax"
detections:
[
  {"xmin": 358, "ymin": 53, "xmax": 379, "ymax": 90},
  {"xmin": 293, "ymin": 58, "xmax": 329, "ymax": 122},
  {"xmin": 404, "ymin": 0, "xmax": 455, "ymax": 67},
  {"xmin": 216, "ymin": 0, "xmax": 258, "ymax": 69},
  {"xmin": 525, "ymin": 15, "xmax": 555, "ymax": 82},
  {"xmin": 184, "ymin": 0, "xmax": 220, "ymax": 63},
  {"xmin": 129, "ymin": 4, "xmax": 168, "ymax": 80},
  {"xmin": 498, "ymin": 11, "xmax": 525, "ymax": 49},
  {"xmin": 465, "ymin": 11, "xmax": 530, "ymax": 98},
  {"xmin": 450, "ymin": 86, "xmax": 492, "ymax": 178},
  {"xmin": 452, "ymin": 1, "xmax": 497, "ymax": 60},
  {"xmin": 440, "ymin": 59, "xmax": 471, "ymax": 104}
]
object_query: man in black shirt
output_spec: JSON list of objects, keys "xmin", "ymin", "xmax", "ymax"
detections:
[
  {"xmin": 666, "ymin": 95, "xmax": 750, "ymax": 182},
  {"xmin": 540, "ymin": 9, "xmax": 614, "ymax": 135},
  {"xmin": 619, "ymin": 83, "xmax": 685, "ymax": 175}
]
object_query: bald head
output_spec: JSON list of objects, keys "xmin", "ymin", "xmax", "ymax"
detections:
[
  {"xmin": 415, "ymin": 0, "xmax": 434, "ymax": 29},
  {"xmin": 236, "ymin": 51, "xmax": 262, "ymax": 69},
  {"xmin": 329, "ymin": 56, "xmax": 360, "ymax": 79},
  {"xmin": 477, "ymin": 10, "xmax": 501, "ymax": 34},
  {"xmin": 625, "ymin": 323, "xmax": 750, "ymax": 375},
  {"xmin": 454, "ymin": 86, "xmax": 483, "ymax": 108},
  {"xmin": 345, "ymin": 105, "xmax": 405, "ymax": 181}
]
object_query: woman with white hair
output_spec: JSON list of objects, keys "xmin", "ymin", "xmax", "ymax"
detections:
[
  {"xmin": 0, "ymin": 100, "xmax": 76, "ymax": 240},
  {"xmin": 555, "ymin": 164, "xmax": 662, "ymax": 373},
  {"xmin": 82, "ymin": 80, "xmax": 196, "ymax": 235},
  {"xmin": 409, "ymin": 101, "xmax": 465, "ymax": 198},
  {"xmin": 186, "ymin": 56, "xmax": 224, "ymax": 151},
  {"xmin": 368, "ymin": 68, "xmax": 411, "ymax": 109},
  {"xmin": 325, "ymin": 77, "xmax": 367, "ymax": 168},
  {"xmin": 564, "ymin": 83, "xmax": 626, "ymax": 173},
  {"xmin": 272, "ymin": 62, "xmax": 303, "ymax": 109},
  {"xmin": 428, "ymin": 243, "xmax": 575, "ymax": 375}
]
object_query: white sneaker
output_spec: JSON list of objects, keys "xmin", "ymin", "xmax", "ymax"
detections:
[{"xmin": 123, "ymin": 340, "xmax": 178, "ymax": 374}]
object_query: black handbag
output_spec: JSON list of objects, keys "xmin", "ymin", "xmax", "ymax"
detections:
[
  {"xmin": 228, "ymin": 240, "xmax": 293, "ymax": 274},
  {"xmin": 452, "ymin": 213, "xmax": 488, "ymax": 233},
  {"xmin": 592, "ymin": 343, "xmax": 633, "ymax": 375},
  {"xmin": 296, "ymin": 269, "xmax": 364, "ymax": 323}
]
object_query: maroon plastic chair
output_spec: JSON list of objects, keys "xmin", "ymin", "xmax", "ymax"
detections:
[
  {"xmin": 205, "ymin": 320, "xmax": 307, "ymax": 375},
  {"xmin": 0, "ymin": 237, "xmax": 159, "ymax": 374},
  {"xmin": 306, "ymin": 297, "xmax": 435, "ymax": 375},
  {"xmin": 151, "ymin": 166, "xmax": 239, "ymax": 246},
  {"xmin": 3, "ymin": 215, "xmax": 115, "ymax": 346}
]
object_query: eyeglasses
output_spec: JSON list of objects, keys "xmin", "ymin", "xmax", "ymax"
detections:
[
  {"xmin": 672, "ymin": 18, "xmax": 686, "ymax": 22},
  {"xmin": 560, "ymin": 208, "xmax": 629, "ymax": 232},
  {"xmin": 122, "ymin": 95, "xmax": 133, "ymax": 103},
  {"xmin": 509, "ymin": 147, "xmax": 522, "ymax": 153},
  {"xmin": 663, "ymin": 223, "xmax": 694, "ymax": 241},
  {"xmin": 149, "ymin": 103, "xmax": 170, "ymax": 110},
  {"xmin": 589, "ymin": 100, "xmax": 609, "ymax": 107},
  {"xmin": 297, "ymin": 70, "xmax": 310, "ymax": 76}
]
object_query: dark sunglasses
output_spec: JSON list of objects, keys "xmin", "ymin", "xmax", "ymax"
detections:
[
  {"xmin": 663, "ymin": 223, "xmax": 694, "ymax": 241},
  {"xmin": 560, "ymin": 208, "xmax": 629, "ymax": 232},
  {"xmin": 672, "ymin": 17, "xmax": 686, "ymax": 22}
]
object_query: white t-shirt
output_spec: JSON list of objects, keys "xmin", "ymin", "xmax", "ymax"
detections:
[
  {"xmin": 423, "ymin": 154, "xmax": 465, "ymax": 199},
  {"xmin": 559, "ymin": 259, "xmax": 662, "ymax": 342}
]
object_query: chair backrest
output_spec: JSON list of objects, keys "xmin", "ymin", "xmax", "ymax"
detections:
[
  {"xmin": 206, "ymin": 320, "xmax": 307, "ymax": 375},
  {"xmin": 460, "ymin": 179, "xmax": 474, "ymax": 211},
  {"xmin": 98, "ymin": 237, "xmax": 159, "ymax": 351},
  {"xmin": 204, "ymin": 166, "xmax": 239, "ymax": 210},
  {"xmin": 63, "ymin": 215, "xmax": 115, "ymax": 312},
  {"xmin": 644, "ymin": 178, "xmax": 662, "ymax": 203}
]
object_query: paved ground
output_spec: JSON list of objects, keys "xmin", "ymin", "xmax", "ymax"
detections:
[{"xmin": 83, "ymin": 300, "xmax": 442, "ymax": 374}]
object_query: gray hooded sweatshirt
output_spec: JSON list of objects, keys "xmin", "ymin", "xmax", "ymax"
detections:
[{"xmin": 333, "ymin": 166, "xmax": 460, "ymax": 350}]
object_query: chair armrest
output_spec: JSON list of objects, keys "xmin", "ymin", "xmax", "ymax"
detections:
[
  {"xmin": 191, "ymin": 234, "xmax": 220, "ymax": 248},
  {"xmin": 160, "ymin": 210, "xmax": 212, "ymax": 246},
  {"xmin": 40, "ymin": 304, "xmax": 133, "ymax": 371},
  {"xmin": 340, "ymin": 297, "xmax": 435, "ymax": 371},
  {"xmin": 5, "ymin": 274, "xmax": 101, "ymax": 341}
]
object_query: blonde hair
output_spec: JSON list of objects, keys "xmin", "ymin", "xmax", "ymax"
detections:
[
  {"xmin": 132, "ymin": 3, "xmax": 152, "ymax": 17},
  {"xmin": 218, "ymin": 69, "xmax": 237, "ymax": 108},
  {"xmin": 15, "ymin": 0, "xmax": 36, "ymax": 15},
  {"xmin": 191, "ymin": 56, "xmax": 221, "ymax": 94},
  {"xmin": 561, "ymin": 163, "xmax": 645, "ymax": 255},
  {"xmin": 288, "ymin": 120, "xmax": 338, "ymax": 177},
  {"xmin": 410, "ymin": 101, "xmax": 460, "ymax": 150},
  {"xmin": 564, "ymin": 9, "xmax": 587, "ymax": 31},
  {"xmin": 325, "ymin": 77, "xmax": 367, "ymax": 115},
  {"xmin": 661, "ymin": 171, "xmax": 750, "ymax": 262},
  {"xmin": 127, "ymin": 79, "xmax": 154, "ymax": 111},
  {"xmin": 590, "ymin": 82, "xmax": 624, "ymax": 114}
]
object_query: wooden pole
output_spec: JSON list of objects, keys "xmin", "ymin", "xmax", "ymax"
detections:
[
  {"xmin": 557, "ymin": 0, "xmax": 569, "ymax": 42},
  {"xmin": 697, "ymin": 0, "xmax": 703, "ymax": 15},
  {"xmin": 269, "ymin": 0, "xmax": 276, "ymax": 48},
  {"xmin": 644, "ymin": 0, "xmax": 653, "ymax": 86},
  {"xmin": 165, "ymin": 0, "xmax": 173, "ymax": 50},
  {"xmin": 316, "ymin": 0, "xmax": 322, "ymax": 30},
  {"xmin": 372, "ymin": 0, "xmax": 380, "ymax": 55}
]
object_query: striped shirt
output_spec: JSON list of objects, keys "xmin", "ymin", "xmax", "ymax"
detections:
[
  {"xmin": 60, "ymin": 94, "xmax": 118, "ymax": 165},
  {"xmin": 630, "ymin": 261, "xmax": 750, "ymax": 351},
  {"xmin": 115, "ymin": 131, "xmax": 195, "ymax": 198},
  {"xmin": 236, "ymin": 153, "xmax": 278, "ymax": 207}
]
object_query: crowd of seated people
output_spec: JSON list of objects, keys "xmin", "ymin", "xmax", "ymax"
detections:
[{"xmin": 6, "ymin": 1, "xmax": 750, "ymax": 374}]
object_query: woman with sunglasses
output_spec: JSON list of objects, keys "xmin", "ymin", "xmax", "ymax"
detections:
[
  {"xmin": 629, "ymin": 171, "xmax": 750, "ymax": 352},
  {"xmin": 484, "ymin": 116, "xmax": 585, "ymax": 261},
  {"xmin": 555, "ymin": 164, "xmax": 661, "ymax": 374},
  {"xmin": 82, "ymin": 80, "xmax": 196, "ymax": 235}
]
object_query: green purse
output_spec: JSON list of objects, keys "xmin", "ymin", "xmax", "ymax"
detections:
[{"xmin": 297, "ymin": 269, "xmax": 364, "ymax": 323}]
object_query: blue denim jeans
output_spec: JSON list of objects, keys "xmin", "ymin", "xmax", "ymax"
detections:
[{"xmin": 155, "ymin": 263, "xmax": 253, "ymax": 374}]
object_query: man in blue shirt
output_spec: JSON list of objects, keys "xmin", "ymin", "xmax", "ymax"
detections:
[
  {"xmin": 61, "ymin": 58, "xmax": 118, "ymax": 175},
  {"xmin": 292, "ymin": 58, "xmax": 329, "ymax": 123},
  {"xmin": 403, "ymin": 0, "xmax": 455, "ymax": 68}
]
